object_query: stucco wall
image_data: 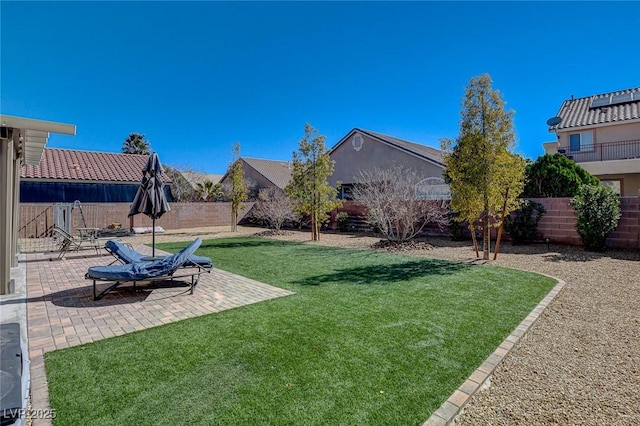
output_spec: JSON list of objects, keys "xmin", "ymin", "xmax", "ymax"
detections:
[
  {"xmin": 557, "ymin": 121, "xmax": 640, "ymax": 145},
  {"xmin": 329, "ymin": 133, "xmax": 443, "ymax": 187}
]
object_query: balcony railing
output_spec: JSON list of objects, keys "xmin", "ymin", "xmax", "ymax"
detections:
[{"xmin": 557, "ymin": 139, "xmax": 640, "ymax": 163}]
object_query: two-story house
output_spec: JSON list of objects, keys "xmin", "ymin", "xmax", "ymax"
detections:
[{"xmin": 543, "ymin": 87, "xmax": 640, "ymax": 196}]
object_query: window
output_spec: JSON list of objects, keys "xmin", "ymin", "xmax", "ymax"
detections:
[
  {"xmin": 569, "ymin": 131, "xmax": 593, "ymax": 152},
  {"xmin": 339, "ymin": 184, "xmax": 354, "ymax": 200},
  {"xmin": 352, "ymin": 134, "xmax": 363, "ymax": 151},
  {"xmin": 600, "ymin": 180, "xmax": 622, "ymax": 196}
]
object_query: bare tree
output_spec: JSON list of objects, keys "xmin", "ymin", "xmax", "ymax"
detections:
[
  {"xmin": 351, "ymin": 165, "xmax": 448, "ymax": 242},
  {"xmin": 164, "ymin": 165, "xmax": 207, "ymax": 202},
  {"xmin": 251, "ymin": 188, "xmax": 298, "ymax": 232}
]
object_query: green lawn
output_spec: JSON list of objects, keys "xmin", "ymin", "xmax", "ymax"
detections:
[{"xmin": 45, "ymin": 237, "xmax": 556, "ymax": 425}]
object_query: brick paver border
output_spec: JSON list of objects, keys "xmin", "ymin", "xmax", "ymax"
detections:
[{"xmin": 423, "ymin": 277, "xmax": 566, "ymax": 426}]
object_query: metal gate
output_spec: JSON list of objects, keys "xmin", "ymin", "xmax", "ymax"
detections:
[{"xmin": 18, "ymin": 202, "xmax": 98, "ymax": 253}]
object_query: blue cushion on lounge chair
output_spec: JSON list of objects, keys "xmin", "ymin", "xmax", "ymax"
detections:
[
  {"xmin": 88, "ymin": 239, "xmax": 202, "ymax": 281},
  {"xmin": 105, "ymin": 239, "xmax": 213, "ymax": 268}
]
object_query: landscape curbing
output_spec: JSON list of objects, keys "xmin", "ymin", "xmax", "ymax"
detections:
[{"xmin": 423, "ymin": 276, "xmax": 566, "ymax": 426}]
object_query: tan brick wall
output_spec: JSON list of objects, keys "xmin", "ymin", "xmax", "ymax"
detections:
[
  {"xmin": 19, "ymin": 202, "xmax": 255, "ymax": 236},
  {"xmin": 20, "ymin": 196, "xmax": 639, "ymax": 249},
  {"xmin": 506, "ymin": 197, "xmax": 638, "ymax": 249},
  {"xmin": 334, "ymin": 197, "xmax": 639, "ymax": 249}
]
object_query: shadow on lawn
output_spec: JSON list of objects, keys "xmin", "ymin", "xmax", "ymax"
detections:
[
  {"xmin": 295, "ymin": 259, "xmax": 473, "ymax": 286},
  {"xmin": 199, "ymin": 239, "xmax": 299, "ymax": 250}
]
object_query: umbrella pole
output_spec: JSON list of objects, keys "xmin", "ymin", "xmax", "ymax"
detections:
[{"xmin": 152, "ymin": 217, "xmax": 156, "ymax": 257}]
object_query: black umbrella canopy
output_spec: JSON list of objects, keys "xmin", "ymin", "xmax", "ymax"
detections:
[{"xmin": 128, "ymin": 152, "xmax": 170, "ymax": 256}]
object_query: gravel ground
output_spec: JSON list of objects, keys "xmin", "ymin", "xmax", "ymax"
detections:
[{"xmin": 127, "ymin": 226, "xmax": 640, "ymax": 425}]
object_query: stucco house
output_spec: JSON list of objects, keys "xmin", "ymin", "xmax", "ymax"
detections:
[
  {"xmin": 1, "ymin": 115, "xmax": 76, "ymax": 295},
  {"xmin": 20, "ymin": 147, "xmax": 173, "ymax": 203},
  {"xmin": 328, "ymin": 128, "xmax": 445, "ymax": 199},
  {"xmin": 543, "ymin": 87, "xmax": 640, "ymax": 196},
  {"xmin": 219, "ymin": 157, "xmax": 293, "ymax": 199}
]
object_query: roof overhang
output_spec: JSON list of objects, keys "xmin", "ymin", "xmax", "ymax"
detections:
[
  {"xmin": 549, "ymin": 117, "xmax": 640, "ymax": 133},
  {"xmin": 0, "ymin": 114, "xmax": 76, "ymax": 165},
  {"xmin": 330, "ymin": 128, "xmax": 445, "ymax": 168}
]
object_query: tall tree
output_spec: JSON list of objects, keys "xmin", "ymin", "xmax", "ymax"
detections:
[
  {"xmin": 441, "ymin": 74, "xmax": 525, "ymax": 260},
  {"xmin": 226, "ymin": 142, "xmax": 248, "ymax": 232},
  {"xmin": 285, "ymin": 123, "xmax": 342, "ymax": 241},
  {"xmin": 121, "ymin": 132, "xmax": 151, "ymax": 155}
]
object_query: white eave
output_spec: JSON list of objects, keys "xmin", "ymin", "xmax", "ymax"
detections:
[{"xmin": 0, "ymin": 114, "xmax": 76, "ymax": 165}]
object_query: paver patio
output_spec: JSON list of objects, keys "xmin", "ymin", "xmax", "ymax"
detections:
[{"xmin": 20, "ymin": 244, "xmax": 294, "ymax": 426}]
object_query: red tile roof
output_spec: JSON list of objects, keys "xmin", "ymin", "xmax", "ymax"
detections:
[{"xmin": 20, "ymin": 148, "xmax": 172, "ymax": 183}]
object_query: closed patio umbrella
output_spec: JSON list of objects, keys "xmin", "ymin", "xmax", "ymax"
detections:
[{"xmin": 128, "ymin": 152, "xmax": 170, "ymax": 257}]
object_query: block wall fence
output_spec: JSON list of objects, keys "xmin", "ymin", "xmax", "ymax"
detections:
[
  {"xmin": 19, "ymin": 196, "xmax": 639, "ymax": 249},
  {"xmin": 334, "ymin": 196, "xmax": 639, "ymax": 250},
  {"xmin": 19, "ymin": 202, "xmax": 255, "ymax": 236}
]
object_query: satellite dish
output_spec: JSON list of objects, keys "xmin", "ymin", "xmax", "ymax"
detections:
[{"xmin": 546, "ymin": 116, "xmax": 562, "ymax": 126}]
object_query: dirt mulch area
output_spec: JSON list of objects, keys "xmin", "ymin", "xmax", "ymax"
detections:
[{"xmin": 128, "ymin": 226, "xmax": 640, "ymax": 425}]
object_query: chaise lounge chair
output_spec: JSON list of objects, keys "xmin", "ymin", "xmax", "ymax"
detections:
[
  {"xmin": 104, "ymin": 239, "xmax": 213, "ymax": 270},
  {"xmin": 86, "ymin": 238, "xmax": 210, "ymax": 300}
]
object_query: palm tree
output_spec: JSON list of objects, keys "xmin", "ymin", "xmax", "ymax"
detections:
[
  {"xmin": 196, "ymin": 179, "xmax": 223, "ymax": 201},
  {"xmin": 122, "ymin": 133, "xmax": 151, "ymax": 155}
]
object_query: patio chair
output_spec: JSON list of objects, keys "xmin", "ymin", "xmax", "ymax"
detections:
[
  {"xmin": 104, "ymin": 239, "xmax": 213, "ymax": 270},
  {"xmin": 86, "ymin": 238, "xmax": 209, "ymax": 300},
  {"xmin": 52, "ymin": 226, "xmax": 90, "ymax": 259}
]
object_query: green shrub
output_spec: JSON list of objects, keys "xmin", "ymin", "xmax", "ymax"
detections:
[
  {"xmin": 570, "ymin": 185, "xmax": 621, "ymax": 251},
  {"xmin": 447, "ymin": 210, "xmax": 467, "ymax": 241},
  {"xmin": 366, "ymin": 213, "xmax": 382, "ymax": 234},
  {"xmin": 504, "ymin": 200, "xmax": 546, "ymax": 244},
  {"xmin": 336, "ymin": 212, "xmax": 350, "ymax": 232},
  {"xmin": 523, "ymin": 154, "xmax": 599, "ymax": 197}
]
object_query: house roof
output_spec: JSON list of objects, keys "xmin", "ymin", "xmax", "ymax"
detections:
[
  {"xmin": 241, "ymin": 157, "xmax": 292, "ymax": 190},
  {"xmin": 20, "ymin": 148, "xmax": 172, "ymax": 183},
  {"xmin": 180, "ymin": 171, "xmax": 223, "ymax": 189},
  {"xmin": 331, "ymin": 128, "xmax": 444, "ymax": 167},
  {"xmin": 549, "ymin": 87, "xmax": 640, "ymax": 131}
]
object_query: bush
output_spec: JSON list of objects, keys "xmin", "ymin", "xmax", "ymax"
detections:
[
  {"xmin": 523, "ymin": 154, "xmax": 599, "ymax": 197},
  {"xmin": 447, "ymin": 210, "xmax": 467, "ymax": 241},
  {"xmin": 352, "ymin": 165, "xmax": 448, "ymax": 242},
  {"xmin": 336, "ymin": 212, "xmax": 350, "ymax": 232},
  {"xmin": 367, "ymin": 214, "xmax": 382, "ymax": 234},
  {"xmin": 570, "ymin": 185, "xmax": 621, "ymax": 251},
  {"xmin": 504, "ymin": 200, "xmax": 546, "ymax": 244},
  {"xmin": 251, "ymin": 188, "xmax": 298, "ymax": 232}
]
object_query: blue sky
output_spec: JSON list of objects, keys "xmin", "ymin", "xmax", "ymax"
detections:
[{"xmin": 2, "ymin": 1, "xmax": 639, "ymax": 174}]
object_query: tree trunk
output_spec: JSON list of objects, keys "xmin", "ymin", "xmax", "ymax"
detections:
[
  {"xmin": 483, "ymin": 206, "xmax": 490, "ymax": 260},
  {"xmin": 493, "ymin": 188, "xmax": 509, "ymax": 260},
  {"xmin": 470, "ymin": 225, "xmax": 479, "ymax": 258},
  {"xmin": 311, "ymin": 212, "xmax": 317, "ymax": 241}
]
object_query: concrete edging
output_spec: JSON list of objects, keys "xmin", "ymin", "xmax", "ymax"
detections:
[{"xmin": 423, "ymin": 276, "xmax": 566, "ymax": 426}]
